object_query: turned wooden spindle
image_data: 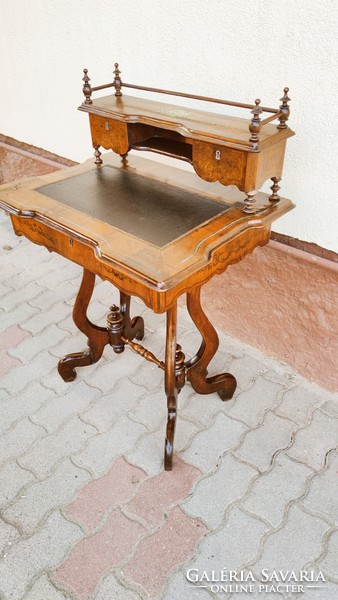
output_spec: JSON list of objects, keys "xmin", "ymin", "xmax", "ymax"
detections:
[
  {"xmin": 107, "ymin": 305, "xmax": 125, "ymax": 353},
  {"xmin": 269, "ymin": 177, "xmax": 281, "ymax": 202},
  {"xmin": 113, "ymin": 63, "xmax": 122, "ymax": 97},
  {"xmin": 243, "ymin": 190, "xmax": 257, "ymax": 214},
  {"xmin": 249, "ymin": 99, "xmax": 263, "ymax": 143},
  {"xmin": 82, "ymin": 69, "xmax": 92, "ymax": 104},
  {"xmin": 175, "ymin": 344, "xmax": 186, "ymax": 391},
  {"xmin": 277, "ymin": 87, "xmax": 290, "ymax": 129},
  {"xmin": 93, "ymin": 146, "xmax": 102, "ymax": 165}
]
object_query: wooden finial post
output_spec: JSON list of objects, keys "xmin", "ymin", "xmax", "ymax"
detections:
[
  {"xmin": 269, "ymin": 177, "xmax": 281, "ymax": 203},
  {"xmin": 113, "ymin": 63, "xmax": 122, "ymax": 96},
  {"xmin": 82, "ymin": 69, "xmax": 92, "ymax": 104},
  {"xmin": 277, "ymin": 87, "xmax": 290, "ymax": 129},
  {"xmin": 249, "ymin": 99, "xmax": 263, "ymax": 144}
]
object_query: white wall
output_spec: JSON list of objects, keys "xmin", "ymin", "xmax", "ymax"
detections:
[{"xmin": 1, "ymin": 0, "xmax": 337, "ymax": 251}]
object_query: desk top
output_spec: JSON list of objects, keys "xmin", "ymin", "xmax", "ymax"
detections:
[{"xmin": 0, "ymin": 154, "xmax": 294, "ymax": 295}]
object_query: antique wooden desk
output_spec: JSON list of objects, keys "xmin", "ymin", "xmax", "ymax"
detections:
[{"xmin": 0, "ymin": 66, "xmax": 295, "ymax": 469}]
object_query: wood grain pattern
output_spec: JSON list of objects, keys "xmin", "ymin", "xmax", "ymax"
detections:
[{"xmin": 0, "ymin": 150, "xmax": 294, "ymax": 470}]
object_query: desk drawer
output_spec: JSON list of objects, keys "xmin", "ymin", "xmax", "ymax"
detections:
[{"xmin": 89, "ymin": 114, "xmax": 129, "ymax": 155}]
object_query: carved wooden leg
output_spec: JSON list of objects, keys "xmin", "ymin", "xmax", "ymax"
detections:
[
  {"xmin": 186, "ymin": 286, "xmax": 236, "ymax": 400},
  {"xmin": 119, "ymin": 292, "xmax": 144, "ymax": 341},
  {"xmin": 58, "ymin": 269, "xmax": 110, "ymax": 382},
  {"xmin": 164, "ymin": 303, "xmax": 178, "ymax": 471}
]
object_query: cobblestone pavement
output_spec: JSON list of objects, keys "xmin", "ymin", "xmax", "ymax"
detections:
[{"xmin": 0, "ymin": 210, "xmax": 337, "ymax": 600}]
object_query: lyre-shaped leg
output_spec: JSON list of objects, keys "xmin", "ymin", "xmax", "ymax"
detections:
[
  {"xmin": 186, "ymin": 287, "xmax": 236, "ymax": 400},
  {"xmin": 58, "ymin": 269, "xmax": 110, "ymax": 382},
  {"xmin": 119, "ymin": 292, "xmax": 144, "ymax": 341},
  {"xmin": 164, "ymin": 303, "xmax": 178, "ymax": 471}
]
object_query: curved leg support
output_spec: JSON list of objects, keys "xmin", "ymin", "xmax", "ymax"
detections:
[
  {"xmin": 186, "ymin": 287, "xmax": 236, "ymax": 400},
  {"xmin": 164, "ymin": 303, "xmax": 178, "ymax": 471},
  {"xmin": 120, "ymin": 292, "xmax": 144, "ymax": 341},
  {"xmin": 58, "ymin": 269, "xmax": 110, "ymax": 382}
]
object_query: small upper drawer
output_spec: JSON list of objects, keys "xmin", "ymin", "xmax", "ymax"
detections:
[
  {"xmin": 89, "ymin": 114, "xmax": 129, "ymax": 155},
  {"xmin": 192, "ymin": 141, "xmax": 247, "ymax": 190}
]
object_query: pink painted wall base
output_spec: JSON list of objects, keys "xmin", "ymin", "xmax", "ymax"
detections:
[{"xmin": 201, "ymin": 242, "xmax": 338, "ymax": 391}]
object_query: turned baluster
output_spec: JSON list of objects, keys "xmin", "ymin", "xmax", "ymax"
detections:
[
  {"xmin": 277, "ymin": 87, "xmax": 290, "ymax": 129},
  {"xmin": 82, "ymin": 69, "xmax": 92, "ymax": 104}
]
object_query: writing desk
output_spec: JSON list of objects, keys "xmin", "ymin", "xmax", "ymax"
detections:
[{"xmin": 0, "ymin": 67, "xmax": 295, "ymax": 469}]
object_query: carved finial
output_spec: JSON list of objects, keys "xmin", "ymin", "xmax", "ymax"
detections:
[
  {"xmin": 277, "ymin": 87, "xmax": 290, "ymax": 129},
  {"xmin": 113, "ymin": 62, "xmax": 122, "ymax": 96},
  {"xmin": 82, "ymin": 68, "xmax": 92, "ymax": 104},
  {"xmin": 249, "ymin": 99, "xmax": 262, "ymax": 144}
]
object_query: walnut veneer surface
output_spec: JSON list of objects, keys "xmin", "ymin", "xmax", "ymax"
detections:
[{"xmin": 0, "ymin": 153, "xmax": 293, "ymax": 312}]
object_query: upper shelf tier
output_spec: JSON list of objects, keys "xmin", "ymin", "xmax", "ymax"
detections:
[{"xmin": 79, "ymin": 93, "xmax": 294, "ymax": 153}]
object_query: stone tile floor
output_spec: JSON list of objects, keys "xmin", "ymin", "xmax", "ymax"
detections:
[{"xmin": 0, "ymin": 209, "xmax": 337, "ymax": 600}]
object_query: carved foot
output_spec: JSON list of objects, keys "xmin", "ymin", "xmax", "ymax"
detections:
[
  {"xmin": 58, "ymin": 348, "xmax": 99, "ymax": 382},
  {"xmin": 186, "ymin": 287, "xmax": 237, "ymax": 401},
  {"xmin": 58, "ymin": 269, "xmax": 110, "ymax": 381}
]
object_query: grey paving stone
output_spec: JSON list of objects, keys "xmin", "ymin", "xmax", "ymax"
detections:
[
  {"xmin": 225, "ymin": 377, "xmax": 283, "ymax": 428},
  {"xmin": 301, "ymin": 451, "xmax": 338, "ymax": 525},
  {"xmin": 73, "ymin": 416, "xmax": 146, "ymax": 477},
  {"xmin": 93, "ymin": 572, "xmax": 141, "ymax": 600},
  {"xmin": 234, "ymin": 411, "xmax": 295, "ymax": 473},
  {"xmin": 0, "ymin": 461, "xmax": 36, "ymax": 509},
  {"xmin": 286, "ymin": 410, "xmax": 338, "ymax": 471},
  {"xmin": 1, "ymin": 281, "xmax": 44, "ymax": 312},
  {"xmin": 163, "ymin": 570, "xmax": 214, "ymax": 600},
  {"xmin": 0, "ymin": 418, "xmax": 46, "ymax": 468},
  {"xmin": 25, "ymin": 575, "xmax": 70, "ymax": 600},
  {"xmin": 83, "ymin": 352, "xmax": 142, "ymax": 394},
  {"xmin": 126, "ymin": 429, "xmax": 164, "ymax": 477},
  {"xmin": 48, "ymin": 329, "xmax": 87, "ymax": 360},
  {"xmin": 318, "ymin": 529, "xmax": 338, "ymax": 579},
  {"xmin": 0, "ymin": 381, "xmax": 56, "ymax": 434},
  {"xmin": 0, "ymin": 302, "xmax": 39, "ymax": 331},
  {"xmin": 0, "ymin": 518, "xmax": 20, "ymax": 556},
  {"xmin": 241, "ymin": 452, "xmax": 313, "ymax": 528},
  {"xmin": 225, "ymin": 355, "xmax": 267, "ymax": 391},
  {"xmin": 320, "ymin": 398, "xmax": 338, "ymax": 418},
  {"xmin": 284, "ymin": 581, "xmax": 338, "ymax": 600},
  {"xmin": 191, "ymin": 506, "xmax": 269, "ymax": 573},
  {"xmin": 21, "ymin": 303, "xmax": 71, "ymax": 335},
  {"xmin": 182, "ymin": 454, "xmax": 257, "ymax": 529},
  {"xmin": 127, "ymin": 386, "xmax": 166, "ymax": 432},
  {"xmin": 129, "ymin": 360, "xmax": 165, "ymax": 391},
  {"xmin": 0, "ymin": 350, "xmax": 58, "ymax": 395},
  {"xmin": 3, "ymin": 262, "xmax": 52, "ymax": 290},
  {"xmin": 180, "ymin": 413, "xmax": 247, "ymax": 473},
  {"xmin": 0, "ymin": 511, "xmax": 83, "ymax": 600},
  {"xmin": 253, "ymin": 505, "xmax": 329, "ymax": 575},
  {"xmin": 84, "ymin": 379, "xmax": 148, "ymax": 433},
  {"xmin": 9, "ymin": 323, "xmax": 70, "ymax": 362},
  {"xmin": 19, "ymin": 416, "xmax": 97, "ymax": 478},
  {"xmin": 28, "ymin": 282, "xmax": 76, "ymax": 311},
  {"xmin": 33, "ymin": 380, "xmax": 101, "ymax": 433},
  {"xmin": 179, "ymin": 387, "xmax": 234, "ymax": 428},
  {"xmin": 38, "ymin": 264, "xmax": 81, "ymax": 289},
  {"xmin": 275, "ymin": 384, "xmax": 325, "ymax": 425},
  {"xmin": 3, "ymin": 459, "xmax": 91, "ymax": 535}
]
